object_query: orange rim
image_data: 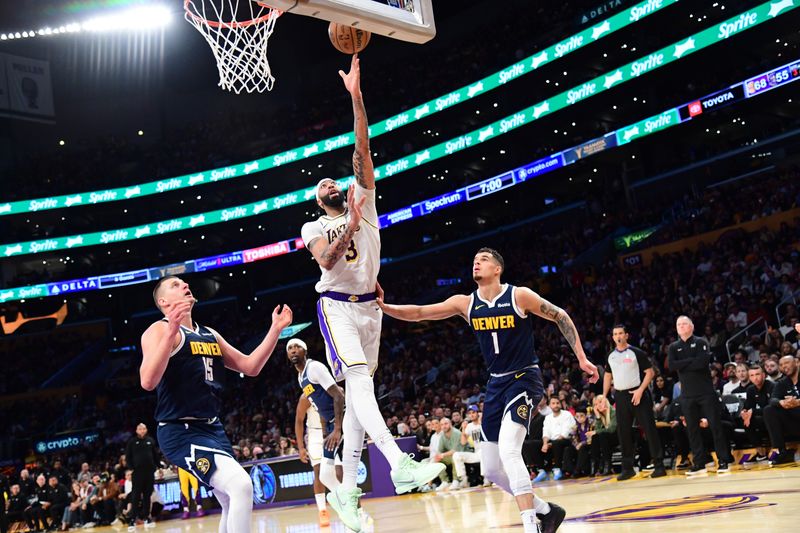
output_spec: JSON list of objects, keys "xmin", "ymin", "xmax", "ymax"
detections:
[{"xmin": 184, "ymin": 0, "xmax": 282, "ymax": 29}]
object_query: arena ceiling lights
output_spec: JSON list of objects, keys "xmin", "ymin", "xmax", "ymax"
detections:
[{"xmin": 0, "ymin": 4, "xmax": 173, "ymax": 41}]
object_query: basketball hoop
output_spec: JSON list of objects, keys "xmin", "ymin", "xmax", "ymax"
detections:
[{"xmin": 184, "ymin": 0, "xmax": 281, "ymax": 94}]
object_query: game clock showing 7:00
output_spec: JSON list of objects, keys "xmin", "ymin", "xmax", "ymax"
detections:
[{"xmin": 745, "ymin": 61, "xmax": 800, "ymax": 97}]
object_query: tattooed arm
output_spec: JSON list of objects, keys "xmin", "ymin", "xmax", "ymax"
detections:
[
  {"xmin": 339, "ymin": 54, "xmax": 375, "ymax": 189},
  {"xmin": 515, "ymin": 286, "xmax": 599, "ymax": 382},
  {"xmin": 305, "ymin": 191, "xmax": 366, "ymax": 270}
]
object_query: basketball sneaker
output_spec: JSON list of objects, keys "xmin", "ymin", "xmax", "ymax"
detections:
[
  {"xmin": 537, "ymin": 502, "xmax": 566, "ymax": 533},
  {"xmin": 390, "ymin": 455, "xmax": 446, "ymax": 495},
  {"xmin": 318, "ymin": 509, "xmax": 330, "ymax": 527},
  {"xmin": 686, "ymin": 464, "xmax": 706, "ymax": 476},
  {"xmin": 327, "ymin": 487, "xmax": 363, "ymax": 531}
]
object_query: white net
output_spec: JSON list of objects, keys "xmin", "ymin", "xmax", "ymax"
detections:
[{"xmin": 184, "ymin": 0, "xmax": 281, "ymax": 94}]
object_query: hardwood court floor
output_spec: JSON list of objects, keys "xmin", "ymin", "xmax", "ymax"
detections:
[{"xmin": 140, "ymin": 463, "xmax": 799, "ymax": 532}]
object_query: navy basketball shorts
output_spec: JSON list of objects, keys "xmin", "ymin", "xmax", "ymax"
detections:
[
  {"xmin": 481, "ymin": 368, "xmax": 544, "ymax": 443},
  {"xmin": 157, "ymin": 419, "xmax": 235, "ymax": 488},
  {"xmin": 322, "ymin": 419, "xmax": 344, "ymax": 461}
]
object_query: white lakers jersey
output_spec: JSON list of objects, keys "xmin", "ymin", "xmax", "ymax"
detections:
[
  {"xmin": 301, "ymin": 183, "xmax": 380, "ymax": 294},
  {"xmin": 306, "ymin": 402, "xmax": 323, "ymax": 430}
]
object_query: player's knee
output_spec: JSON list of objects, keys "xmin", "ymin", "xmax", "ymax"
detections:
[{"xmin": 231, "ymin": 470, "xmax": 253, "ymax": 501}]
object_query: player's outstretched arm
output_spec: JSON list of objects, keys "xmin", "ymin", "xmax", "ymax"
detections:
[
  {"xmin": 139, "ymin": 301, "xmax": 191, "ymax": 390},
  {"xmin": 295, "ymin": 394, "xmax": 311, "ymax": 463},
  {"xmin": 515, "ymin": 287, "xmax": 599, "ymax": 383},
  {"xmin": 339, "ymin": 54, "xmax": 375, "ymax": 190},
  {"xmin": 214, "ymin": 304, "xmax": 293, "ymax": 376},
  {"xmin": 376, "ymin": 282, "xmax": 470, "ymax": 322}
]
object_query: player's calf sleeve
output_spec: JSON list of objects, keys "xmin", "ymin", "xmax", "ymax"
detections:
[
  {"xmin": 209, "ymin": 454, "xmax": 253, "ymax": 533},
  {"xmin": 480, "ymin": 442, "xmax": 513, "ymax": 494},
  {"xmin": 319, "ymin": 459, "xmax": 340, "ymax": 491},
  {"xmin": 498, "ymin": 415, "xmax": 533, "ymax": 497},
  {"xmin": 345, "ymin": 366, "xmax": 404, "ymax": 469}
]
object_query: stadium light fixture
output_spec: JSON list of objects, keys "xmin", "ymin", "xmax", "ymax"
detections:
[{"xmin": 0, "ymin": 5, "xmax": 172, "ymax": 40}]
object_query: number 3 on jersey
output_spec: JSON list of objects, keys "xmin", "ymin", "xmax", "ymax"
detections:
[
  {"xmin": 345, "ymin": 240, "xmax": 358, "ymax": 263},
  {"xmin": 202, "ymin": 357, "xmax": 214, "ymax": 382}
]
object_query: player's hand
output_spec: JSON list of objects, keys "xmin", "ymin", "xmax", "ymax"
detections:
[
  {"xmin": 324, "ymin": 427, "xmax": 342, "ymax": 452},
  {"xmin": 338, "ymin": 53, "xmax": 361, "ymax": 96},
  {"xmin": 699, "ymin": 418, "xmax": 709, "ymax": 428},
  {"xmin": 741, "ymin": 409, "xmax": 752, "ymax": 427},
  {"xmin": 346, "ymin": 187, "xmax": 367, "ymax": 229},
  {"xmin": 271, "ymin": 304, "xmax": 293, "ymax": 330},
  {"xmin": 375, "ymin": 281, "xmax": 386, "ymax": 309},
  {"xmin": 580, "ymin": 359, "xmax": 599, "ymax": 384},
  {"xmin": 165, "ymin": 300, "xmax": 192, "ymax": 333},
  {"xmin": 298, "ymin": 447, "xmax": 309, "ymax": 464},
  {"xmin": 541, "ymin": 442, "xmax": 550, "ymax": 453},
  {"xmin": 631, "ymin": 389, "xmax": 643, "ymax": 406}
]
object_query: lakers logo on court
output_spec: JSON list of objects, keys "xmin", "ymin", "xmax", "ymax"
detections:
[
  {"xmin": 516, "ymin": 404, "xmax": 529, "ymax": 420},
  {"xmin": 571, "ymin": 492, "xmax": 784, "ymax": 523},
  {"xmin": 195, "ymin": 457, "xmax": 211, "ymax": 475}
]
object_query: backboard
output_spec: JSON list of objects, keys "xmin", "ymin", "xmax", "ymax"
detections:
[{"xmin": 264, "ymin": 0, "xmax": 436, "ymax": 43}]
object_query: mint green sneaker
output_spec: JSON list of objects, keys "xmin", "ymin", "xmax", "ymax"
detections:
[
  {"xmin": 390, "ymin": 455, "xmax": 446, "ymax": 495},
  {"xmin": 326, "ymin": 487, "xmax": 363, "ymax": 531}
]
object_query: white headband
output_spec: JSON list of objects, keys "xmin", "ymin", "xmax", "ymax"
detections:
[
  {"xmin": 315, "ymin": 178, "xmax": 337, "ymax": 202},
  {"xmin": 286, "ymin": 338, "xmax": 307, "ymax": 352}
]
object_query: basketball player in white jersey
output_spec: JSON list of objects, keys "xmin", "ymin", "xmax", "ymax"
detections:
[{"xmin": 300, "ymin": 55, "xmax": 444, "ymax": 531}]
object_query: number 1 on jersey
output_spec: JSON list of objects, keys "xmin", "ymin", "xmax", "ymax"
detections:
[
  {"xmin": 491, "ymin": 331, "xmax": 499, "ymax": 354},
  {"xmin": 202, "ymin": 357, "xmax": 214, "ymax": 382}
]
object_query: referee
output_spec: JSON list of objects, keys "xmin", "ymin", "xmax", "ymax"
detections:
[
  {"xmin": 667, "ymin": 316, "xmax": 733, "ymax": 475},
  {"xmin": 603, "ymin": 325, "xmax": 666, "ymax": 480},
  {"xmin": 125, "ymin": 423, "xmax": 159, "ymax": 526}
]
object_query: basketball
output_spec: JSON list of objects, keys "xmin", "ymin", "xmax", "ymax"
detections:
[{"xmin": 328, "ymin": 22, "xmax": 371, "ymax": 54}]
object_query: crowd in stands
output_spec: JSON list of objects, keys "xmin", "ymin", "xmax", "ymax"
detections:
[{"xmin": 2, "ymin": 163, "xmax": 799, "ymax": 528}]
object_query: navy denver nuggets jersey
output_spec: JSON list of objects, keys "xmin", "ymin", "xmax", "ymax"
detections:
[
  {"xmin": 298, "ymin": 361, "xmax": 335, "ymax": 422},
  {"xmin": 155, "ymin": 321, "xmax": 226, "ymax": 422},
  {"xmin": 468, "ymin": 284, "xmax": 537, "ymax": 374}
]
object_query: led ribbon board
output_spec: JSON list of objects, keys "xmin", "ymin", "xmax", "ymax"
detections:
[
  {"xmin": 2, "ymin": 55, "xmax": 797, "ymax": 304},
  {"xmin": 1, "ymin": 1, "xmax": 793, "ymax": 258},
  {"xmin": 0, "ymin": 0, "xmax": 680, "ymax": 217}
]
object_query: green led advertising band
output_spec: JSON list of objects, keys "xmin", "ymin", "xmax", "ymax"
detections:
[
  {"xmin": 0, "ymin": 0, "xmax": 680, "ymax": 217},
  {"xmin": 0, "ymin": 0, "xmax": 793, "ymax": 258}
]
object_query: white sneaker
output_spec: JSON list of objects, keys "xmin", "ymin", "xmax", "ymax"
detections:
[
  {"xmin": 452, "ymin": 478, "xmax": 469, "ymax": 490},
  {"xmin": 110, "ymin": 519, "xmax": 122, "ymax": 526},
  {"xmin": 435, "ymin": 481, "xmax": 452, "ymax": 492},
  {"xmin": 143, "ymin": 520, "xmax": 156, "ymax": 529},
  {"xmin": 82, "ymin": 523, "xmax": 96, "ymax": 529}
]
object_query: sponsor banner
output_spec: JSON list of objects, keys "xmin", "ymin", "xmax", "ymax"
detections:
[
  {"xmin": 563, "ymin": 134, "xmax": 617, "ymax": 164},
  {"xmin": 0, "ymin": 0, "xmax": 679, "ymax": 217},
  {"xmin": 679, "ymin": 84, "xmax": 746, "ymax": 119},
  {"xmin": 614, "ymin": 226, "xmax": 660, "ymax": 250},
  {"xmin": 194, "ymin": 252, "xmax": 244, "ymax": 272},
  {"xmin": 419, "ymin": 190, "xmax": 466, "ymax": 215},
  {"xmin": 47, "ymin": 278, "xmax": 99, "ymax": 297},
  {"xmin": 243, "ymin": 241, "xmax": 292, "ymax": 263},
  {"xmin": 516, "ymin": 155, "xmax": 565, "ymax": 181},
  {"xmin": 616, "ymin": 109, "xmax": 681, "ymax": 145},
  {"xmin": 98, "ymin": 269, "xmax": 150, "ymax": 289},
  {"xmin": 34, "ymin": 430, "xmax": 100, "ymax": 454}
]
